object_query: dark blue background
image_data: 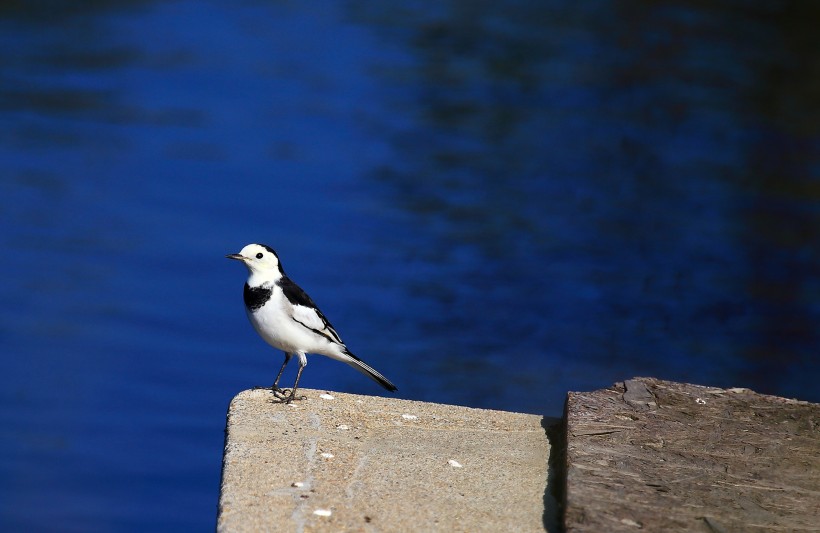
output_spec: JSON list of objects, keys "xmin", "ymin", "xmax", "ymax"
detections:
[{"xmin": 2, "ymin": 1, "xmax": 818, "ymax": 530}]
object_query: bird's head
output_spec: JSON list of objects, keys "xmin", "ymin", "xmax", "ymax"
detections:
[{"xmin": 226, "ymin": 243, "xmax": 284, "ymax": 278}]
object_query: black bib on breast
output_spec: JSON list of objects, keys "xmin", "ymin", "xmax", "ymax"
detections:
[{"xmin": 244, "ymin": 283, "xmax": 272, "ymax": 311}]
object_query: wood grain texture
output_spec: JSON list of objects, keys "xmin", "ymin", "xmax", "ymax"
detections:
[{"xmin": 564, "ymin": 377, "xmax": 819, "ymax": 532}]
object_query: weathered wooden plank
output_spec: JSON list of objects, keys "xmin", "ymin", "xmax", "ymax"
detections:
[{"xmin": 564, "ymin": 377, "xmax": 819, "ymax": 532}]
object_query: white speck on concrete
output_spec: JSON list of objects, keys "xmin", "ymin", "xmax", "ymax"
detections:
[
  {"xmin": 337, "ymin": 424, "xmax": 349, "ymax": 430},
  {"xmin": 320, "ymin": 452, "xmax": 334, "ymax": 459},
  {"xmin": 319, "ymin": 393, "xmax": 334, "ymax": 400},
  {"xmin": 402, "ymin": 414, "xmax": 418, "ymax": 420},
  {"xmin": 313, "ymin": 509, "xmax": 332, "ymax": 517},
  {"xmin": 448, "ymin": 459, "xmax": 463, "ymax": 468}
]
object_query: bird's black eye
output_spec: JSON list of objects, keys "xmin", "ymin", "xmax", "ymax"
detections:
[{"xmin": 256, "ymin": 253, "xmax": 263, "ymax": 259}]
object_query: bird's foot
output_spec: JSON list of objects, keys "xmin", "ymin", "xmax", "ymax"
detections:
[
  {"xmin": 253, "ymin": 384, "xmax": 284, "ymax": 393},
  {"xmin": 272, "ymin": 388, "xmax": 290, "ymax": 401},
  {"xmin": 273, "ymin": 389, "xmax": 306, "ymax": 403},
  {"xmin": 253, "ymin": 385, "xmax": 297, "ymax": 403}
]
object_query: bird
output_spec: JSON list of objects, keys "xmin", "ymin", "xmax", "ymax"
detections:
[{"xmin": 226, "ymin": 243, "xmax": 397, "ymax": 402}]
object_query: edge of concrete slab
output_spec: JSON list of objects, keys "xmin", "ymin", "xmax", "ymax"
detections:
[{"xmin": 217, "ymin": 389, "xmax": 563, "ymax": 532}]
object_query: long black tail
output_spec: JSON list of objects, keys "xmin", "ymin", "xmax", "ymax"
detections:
[{"xmin": 342, "ymin": 349, "xmax": 398, "ymax": 392}]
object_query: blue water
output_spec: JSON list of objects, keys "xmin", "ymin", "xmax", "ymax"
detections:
[{"xmin": 2, "ymin": 1, "xmax": 819, "ymax": 530}]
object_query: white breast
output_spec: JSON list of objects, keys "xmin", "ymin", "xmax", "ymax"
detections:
[{"xmin": 246, "ymin": 287, "xmax": 345, "ymax": 358}]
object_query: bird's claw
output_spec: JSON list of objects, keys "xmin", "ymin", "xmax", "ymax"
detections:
[
  {"xmin": 254, "ymin": 385, "xmax": 301, "ymax": 404},
  {"xmin": 254, "ymin": 384, "xmax": 285, "ymax": 393},
  {"xmin": 272, "ymin": 388, "xmax": 289, "ymax": 400},
  {"xmin": 272, "ymin": 388, "xmax": 306, "ymax": 403}
]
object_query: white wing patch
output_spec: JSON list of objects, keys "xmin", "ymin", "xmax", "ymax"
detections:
[{"xmin": 291, "ymin": 304, "xmax": 343, "ymax": 344}]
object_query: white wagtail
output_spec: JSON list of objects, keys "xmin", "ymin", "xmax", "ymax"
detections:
[{"xmin": 227, "ymin": 243, "xmax": 397, "ymax": 402}]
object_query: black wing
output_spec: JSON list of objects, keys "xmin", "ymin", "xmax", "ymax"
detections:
[
  {"xmin": 277, "ymin": 276, "xmax": 343, "ymax": 343},
  {"xmin": 277, "ymin": 276, "xmax": 319, "ymax": 308}
]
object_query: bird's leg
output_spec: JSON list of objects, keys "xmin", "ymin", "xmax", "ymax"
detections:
[
  {"xmin": 283, "ymin": 361, "xmax": 307, "ymax": 403},
  {"xmin": 271, "ymin": 352, "xmax": 293, "ymax": 400},
  {"xmin": 273, "ymin": 353, "xmax": 292, "ymax": 390}
]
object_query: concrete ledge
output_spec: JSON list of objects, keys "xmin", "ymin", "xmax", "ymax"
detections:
[{"xmin": 217, "ymin": 389, "xmax": 560, "ymax": 532}]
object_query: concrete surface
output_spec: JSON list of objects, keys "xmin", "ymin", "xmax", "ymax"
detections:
[
  {"xmin": 217, "ymin": 389, "xmax": 559, "ymax": 532},
  {"xmin": 564, "ymin": 377, "xmax": 820, "ymax": 532}
]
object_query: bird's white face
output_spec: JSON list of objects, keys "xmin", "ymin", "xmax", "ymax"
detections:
[{"xmin": 227, "ymin": 243, "xmax": 282, "ymax": 277}]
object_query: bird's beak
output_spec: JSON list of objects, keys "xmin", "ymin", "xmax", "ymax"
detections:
[{"xmin": 226, "ymin": 253, "xmax": 246, "ymax": 261}]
